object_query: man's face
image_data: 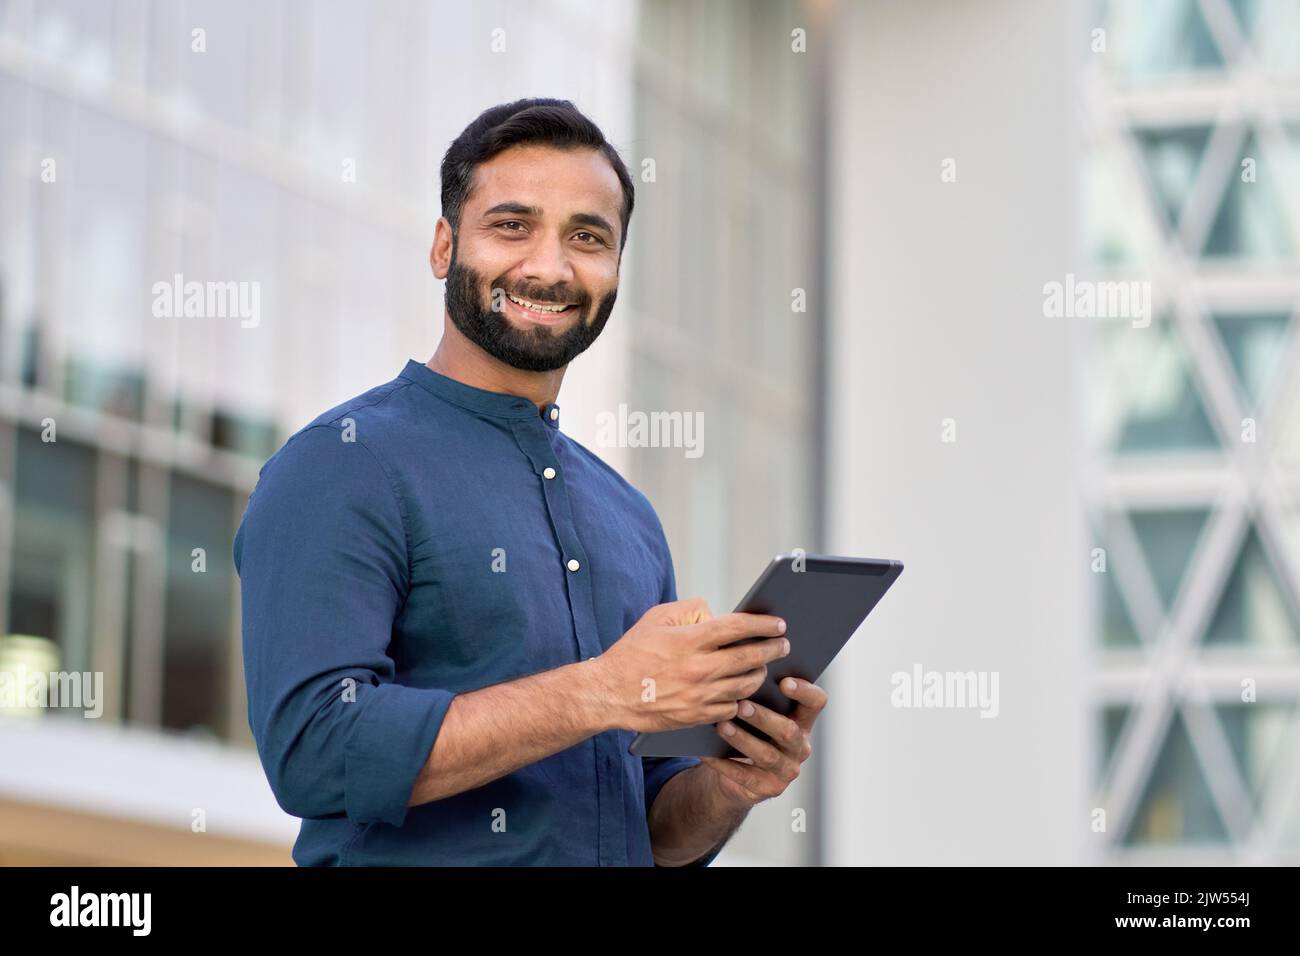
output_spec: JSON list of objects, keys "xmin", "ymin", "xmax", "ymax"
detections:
[{"xmin": 439, "ymin": 144, "xmax": 624, "ymax": 373}]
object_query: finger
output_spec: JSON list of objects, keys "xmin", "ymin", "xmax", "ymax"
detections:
[
  {"xmin": 733, "ymin": 699, "xmax": 810, "ymax": 760},
  {"xmin": 712, "ymin": 636, "xmax": 789, "ymax": 677},
  {"xmin": 778, "ymin": 677, "xmax": 828, "ymax": 733},
  {"xmin": 687, "ymin": 612, "xmax": 786, "ymax": 650},
  {"xmin": 700, "ymin": 756, "xmax": 771, "ymax": 800},
  {"xmin": 704, "ymin": 665, "xmax": 767, "ymax": 704},
  {"xmin": 715, "ymin": 717, "xmax": 800, "ymax": 780}
]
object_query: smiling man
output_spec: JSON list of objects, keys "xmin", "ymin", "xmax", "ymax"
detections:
[{"xmin": 234, "ymin": 98, "xmax": 826, "ymax": 866}]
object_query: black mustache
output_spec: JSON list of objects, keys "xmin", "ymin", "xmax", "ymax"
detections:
[{"xmin": 503, "ymin": 288, "xmax": 585, "ymax": 306}]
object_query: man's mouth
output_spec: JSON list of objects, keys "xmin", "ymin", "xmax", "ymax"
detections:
[{"xmin": 505, "ymin": 292, "xmax": 578, "ymax": 321}]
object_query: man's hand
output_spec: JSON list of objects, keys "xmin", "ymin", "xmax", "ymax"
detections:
[
  {"xmin": 592, "ymin": 598, "xmax": 790, "ymax": 734},
  {"xmin": 698, "ymin": 677, "xmax": 828, "ymax": 808}
]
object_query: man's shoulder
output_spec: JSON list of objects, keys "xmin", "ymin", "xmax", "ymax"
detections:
[
  {"xmin": 260, "ymin": 373, "xmax": 421, "ymax": 479},
  {"xmin": 298, "ymin": 375, "xmax": 416, "ymax": 440}
]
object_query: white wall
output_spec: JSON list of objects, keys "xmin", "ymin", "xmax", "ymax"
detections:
[{"xmin": 824, "ymin": 0, "xmax": 1090, "ymax": 864}]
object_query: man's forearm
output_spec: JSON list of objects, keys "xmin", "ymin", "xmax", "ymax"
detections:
[
  {"xmin": 407, "ymin": 660, "xmax": 615, "ymax": 806},
  {"xmin": 647, "ymin": 764, "xmax": 749, "ymax": 866}
]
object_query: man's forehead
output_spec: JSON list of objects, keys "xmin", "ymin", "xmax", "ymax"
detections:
[{"xmin": 468, "ymin": 145, "xmax": 622, "ymax": 218}]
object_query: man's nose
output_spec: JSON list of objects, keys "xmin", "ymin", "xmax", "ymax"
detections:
[{"xmin": 517, "ymin": 232, "xmax": 576, "ymax": 289}]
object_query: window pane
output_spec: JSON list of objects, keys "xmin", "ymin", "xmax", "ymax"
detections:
[
  {"xmin": 1212, "ymin": 312, "xmax": 1291, "ymax": 410},
  {"xmin": 1128, "ymin": 508, "xmax": 1210, "ymax": 612},
  {"xmin": 1204, "ymin": 529, "xmax": 1299, "ymax": 648},
  {"xmin": 1133, "ymin": 126, "xmax": 1211, "ymax": 231},
  {"xmin": 1216, "ymin": 702, "xmax": 1292, "ymax": 807},
  {"xmin": 1203, "ymin": 134, "xmax": 1294, "ymax": 260},
  {"xmin": 161, "ymin": 474, "xmax": 235, "ymax": 737},
  {"xmin": 1102, "ymin": 703, "xmax": 1132, "ymax": 774},
  {"xmin": 1092, "ymin": 520, "xmax": 1143, "ymax": 647},
  {"xmin": 1094, "ymin": 322, "xmax": 1220, "ymax": 453},
  {"xmin": 1105, "ymin": 0, "xmax": 1223, "ymax": 81},
  {"xmin": 8, "ymin": 427, "xmax": 97, "ymax": 673},
  {"xmin": 1124, "ymin": 711, "xmax": 1227, "ymax": 844}
]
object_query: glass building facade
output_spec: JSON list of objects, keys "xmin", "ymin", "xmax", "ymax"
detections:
[{"xmin": 1086, "ymin": 0, "xmax": 1300, "ymax": 860}]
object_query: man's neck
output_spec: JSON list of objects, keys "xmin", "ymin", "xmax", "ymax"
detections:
[{"xmin": 426, "ymin": 318, "xmax": 566, "ymax": 412}]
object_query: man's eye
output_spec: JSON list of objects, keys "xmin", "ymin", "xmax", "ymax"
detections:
[
  {"xmin": 496, "ymin": 221, "xmax": 525, "ymax": 232},
  {"xmin": 574, "ymin": 232, "xmax": 603, "ymax": 245}
]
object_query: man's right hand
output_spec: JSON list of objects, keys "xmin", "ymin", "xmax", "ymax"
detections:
[{"xmin": 592, "ymin": 598, "xmax": 789, "ymax": 733}]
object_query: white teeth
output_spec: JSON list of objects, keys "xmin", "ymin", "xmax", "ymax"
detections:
[{"xmin": 507, "ymin": 293, "xmax": 570, "ymax": 314}]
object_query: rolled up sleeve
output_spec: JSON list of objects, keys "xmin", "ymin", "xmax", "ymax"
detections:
[
  {"xmin": 642, "ymin": 754, "xmax": 701, "ymax": 817},
  {"xmin": 234, "ymin": 424, "xmax": 455, "ymax": 828},
  {"xmin": 642, "ymin": 756, "xmax": 724, "ymax": 867}
]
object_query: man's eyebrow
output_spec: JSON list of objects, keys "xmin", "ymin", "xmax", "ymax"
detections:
[
  {"xmin": 482, "ymin": 201, "xmax": 542, "ymax": 218},
  {"xmin": 481, "ymin": 202, "xmax": 615, "ymax": 237}
]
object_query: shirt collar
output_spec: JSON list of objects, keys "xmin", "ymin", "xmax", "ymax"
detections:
[{"xmin": 399, "ymin": 359, "xmax": 560, "ymax": 429}]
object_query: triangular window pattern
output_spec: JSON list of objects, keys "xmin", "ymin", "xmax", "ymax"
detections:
[
  {"xmin": 1204, "ymin": 528, "xmax": 1300, "ymax": 648},
  {"xmin": 1124, "ymin": 710, "xmax": 1229, "ymax": 844}
]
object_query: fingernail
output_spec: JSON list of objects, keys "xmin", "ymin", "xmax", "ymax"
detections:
[
  {"xmin": 776, "ymin": 619, "xmax": 787, "ymax": 633},
  {"xmin": 740, "ymin": 701, "xmax": 755, "ymax": 717},
  {"xmin": 782, "ymin": 638, "xmax": 791, "ymax": 654},
  {"xmin": 784, "ymin": 678, "xmax": 798, "ymax": 692},
  {"xmin": 719, "ymin": 722, "xmax": 736, "ymax": 737}
]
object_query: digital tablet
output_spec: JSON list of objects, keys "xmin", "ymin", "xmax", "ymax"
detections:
[{"xmin": 629, "ymin": 553, "xmax": 903, "ymax": 759}]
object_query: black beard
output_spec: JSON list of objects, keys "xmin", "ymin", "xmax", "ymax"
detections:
[{"xmin": 443, "ymin": 251, "xmax": 616, "ymax": 373}]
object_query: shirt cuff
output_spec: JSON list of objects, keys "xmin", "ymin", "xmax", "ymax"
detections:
[
  {"xmin": 343, "ymin": 682, "xmax": 456, "ymax": 827},
  {"xmin": 642, "ymin": 755, "xmax": 700, "ymax": 818}
]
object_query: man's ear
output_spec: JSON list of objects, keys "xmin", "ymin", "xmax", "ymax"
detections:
[{"xmin": 430, "ymin": 218, "xmax": 453, "ymax": 279}]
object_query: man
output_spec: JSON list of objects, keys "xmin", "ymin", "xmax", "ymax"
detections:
[{"xmin": 234, "ymin": 98, "xmax": 826, "ymax": 866}]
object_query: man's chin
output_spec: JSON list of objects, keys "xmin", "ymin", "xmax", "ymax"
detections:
[
  {"xmin": 497, "ymin": 348, "xmax": 576, "ymax": 373},
  {"xmin": 485, "ymin": 328, "xmax": 583, "ymax": 371}
]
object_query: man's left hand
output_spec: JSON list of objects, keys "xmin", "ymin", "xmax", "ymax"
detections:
[{"xmin": 698, "ymin": 678, "xmax": 827, "ymax": 808}]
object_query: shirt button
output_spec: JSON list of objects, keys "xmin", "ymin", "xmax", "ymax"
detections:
[
  {"xmin": 543, "ymin": 466, "xmax": 556, "ymax": 480},
  {"xmin": 567, "ymin": 559, "xmax": 581, "ymax": 572},
  {"xmin": 549, "ymin": 408, "xmax": 559, "ymax": 421}
]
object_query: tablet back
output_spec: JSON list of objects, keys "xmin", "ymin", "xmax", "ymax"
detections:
[{"xmin": 629, "ymin": 553, "xmax": 903, "ymax": 759}]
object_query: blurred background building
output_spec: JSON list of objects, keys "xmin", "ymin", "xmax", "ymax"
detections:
[
  {"xmin": 1082, "ymin": 0, "xmax": 1300, "ymax": 861},
  {"xmin": 0, "ymin": 0, "xmax": 1297, "ymax": 865}
]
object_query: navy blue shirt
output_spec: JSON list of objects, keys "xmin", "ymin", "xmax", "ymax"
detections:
[{"xmin": 233, "ymin": 359, "xmax": 720, "ymax": 866}]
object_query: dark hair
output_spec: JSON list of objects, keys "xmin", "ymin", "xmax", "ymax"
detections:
[{"xmin": 440, "ymin": 98, "xmax": 636, "ymax": 253}]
